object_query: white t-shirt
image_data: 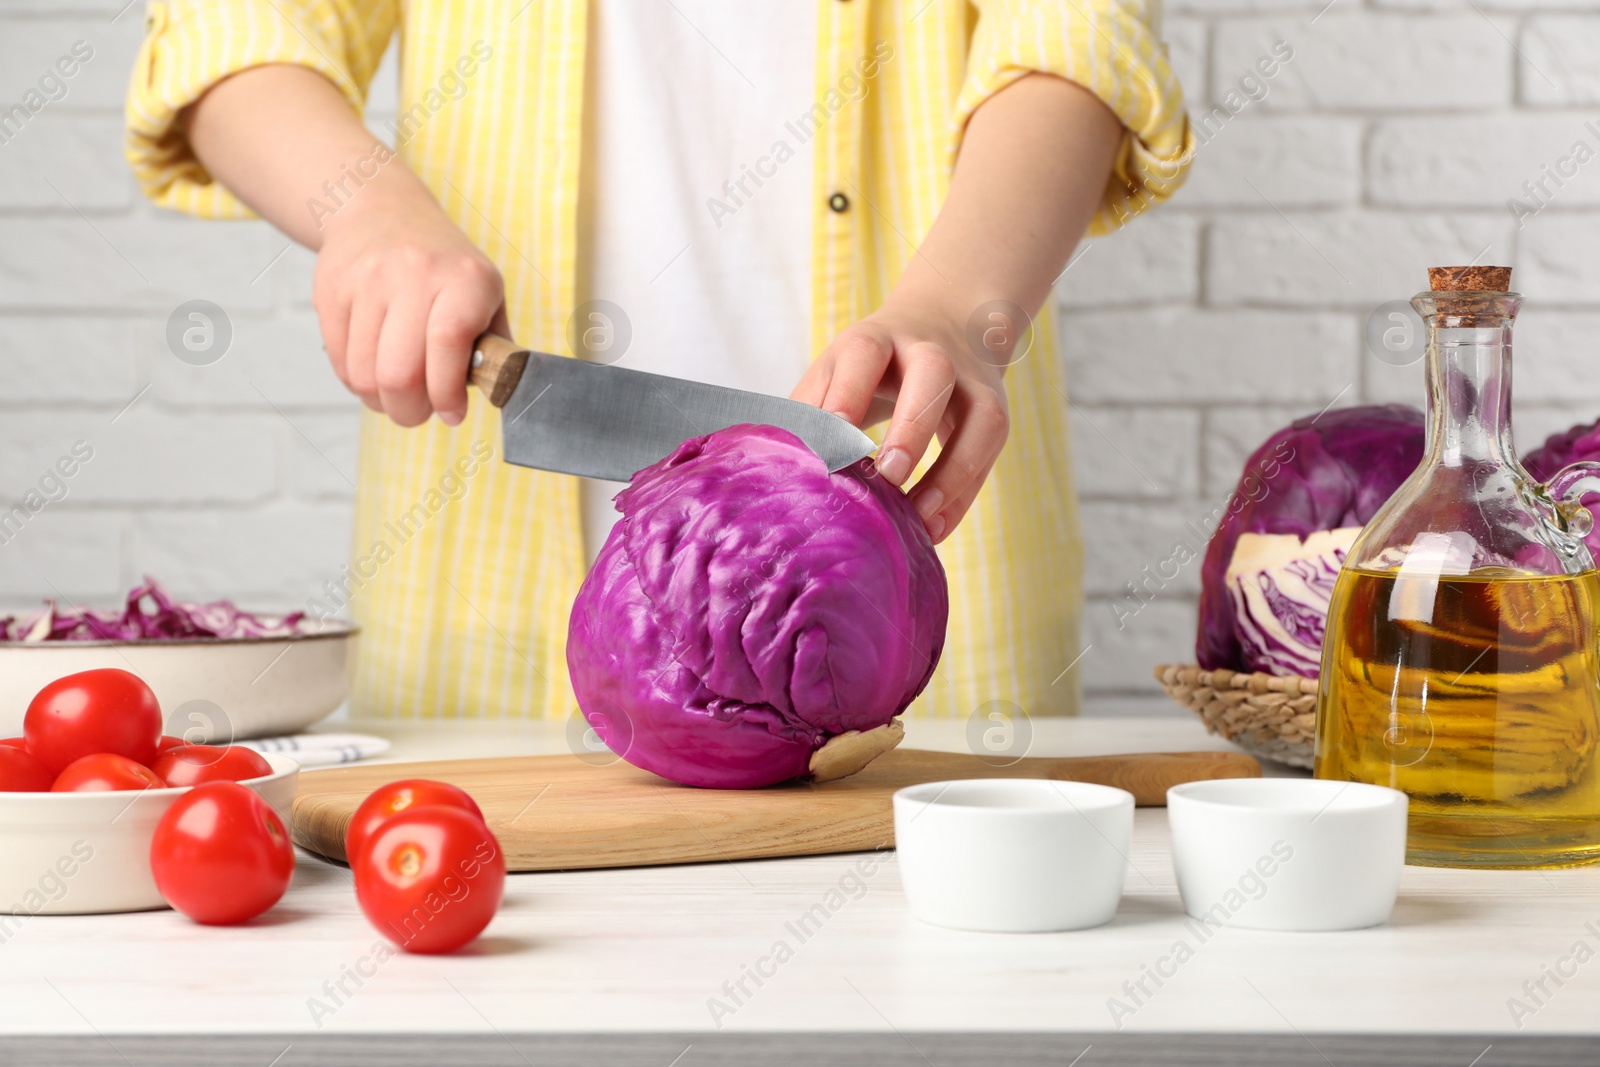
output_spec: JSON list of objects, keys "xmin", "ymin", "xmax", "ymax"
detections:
[{"xmin": 578, "ymin": 1, "xmax": 817, "ymax": 560}]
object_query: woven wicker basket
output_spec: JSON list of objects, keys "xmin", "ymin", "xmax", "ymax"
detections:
[{"xmin": 1154, "ymin": 664, "xmax": 1318, "ymax": 769}]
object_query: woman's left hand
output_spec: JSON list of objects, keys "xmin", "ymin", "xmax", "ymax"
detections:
[
  {"xmin": 791, "ymin": 295, "xmax": 1012, "ymax": 544},
  {"xmin": 790, "ymin": 73, "xmax": 1121, "ymax": 545}
]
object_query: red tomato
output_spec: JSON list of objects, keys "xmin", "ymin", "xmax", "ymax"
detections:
[
  {"xmin": 0, "ymin": 737, "xmax": 27, "ymax": 751},
  {"xmin": 51, "ymin": 753, "xmax": 166, "ymax": 793},
  {"xmin": 345, "ymin": 779, "xmax": 486, "ymax": 864},
  {"xmin": 152, "ymin": 745, "xmax": 272, "ymax": 787},
  {"xmin": 24, "ymin": 669, "xmax": 161, "ymax": 773},
  {"xmin": 0, "ymin": 747, "xmax": 54, "ymax": 791},
  {"xmin": 156, "ymin": 735, "xmax": 189, "ymax": 755},
  {"xmin": 150, "ymin": 782, "xmax": 294, "ymax": 925},
  {"xmin": 354, "ymin": 807, "xmax": 504, "ymax": 954}
]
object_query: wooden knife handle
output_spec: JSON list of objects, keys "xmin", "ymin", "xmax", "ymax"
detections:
[
  {"xmin": 1030, "ymin": 750, "xmax": 1261, "ymax": 806},
  {"xmin": 469, "ymin": 332, "xmax": 530, "ymax": 408}
]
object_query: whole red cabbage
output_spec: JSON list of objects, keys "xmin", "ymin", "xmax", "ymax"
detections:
[
  {"xmin": 1523, "ymin": 417, "xmax": 1600, "ymax": 562},
  {"xmin": 1197, "ymin": 405, "xmax": 1425, "ymax": 672},
  {"xmin": 567, "ymin": 425, "xmax": 947, "ymax": 789}
]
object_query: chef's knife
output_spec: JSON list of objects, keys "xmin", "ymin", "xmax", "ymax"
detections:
[{"xmin": 467, "ymin": 332, "xmax": 877, "ymax": 482}]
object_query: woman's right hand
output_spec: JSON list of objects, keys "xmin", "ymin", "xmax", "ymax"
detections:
[
  {"xmin": 314, "ymin": 186, "xmax": 510, "ymax": 427},
  {"xmin": 183, "ymin": 65, "xmax": 510, "ymax": 428}
]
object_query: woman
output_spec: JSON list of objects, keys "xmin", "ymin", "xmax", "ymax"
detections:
[{"xmin": 127, "ymin": 0, "xmax": 1191, "ymax": 723}]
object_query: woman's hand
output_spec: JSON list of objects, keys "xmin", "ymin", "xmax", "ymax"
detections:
[
  {"xmin": 792, "ymin": 295, "xmax": 1012, "ymax": 544},
  {"xmin": 793, "ymin": 74, "xmax": 1121, "ymax": 544},
  {"xmin": 315, "ymin": 187, "xmax": 509, "ymax": 427},
  {"xmin": 183, "ymin": 64, "xmax": 508, "ymax": 428}
]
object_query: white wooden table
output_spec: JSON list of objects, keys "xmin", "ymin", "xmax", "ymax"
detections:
[{"xmin": 3, "ymin": 718, "xmax": 1597, "ymax": 1067}]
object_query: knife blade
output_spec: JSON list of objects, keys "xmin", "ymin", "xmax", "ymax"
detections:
[{"xmin": 467, "ymin": 333, "xmax": 877, "ymax": 482}]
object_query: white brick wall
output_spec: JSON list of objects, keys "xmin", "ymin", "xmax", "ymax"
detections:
[
  {"xmin": 1, "ymin": 3, "xmax": 1597, "ymax": 719},
  {"xmin": 0, "ymin": 7, "xmax": 360, "ymax": 619},
  {"xmin": 1063, "ymin": 0, "xmax": 1600, "ymax": 714}
]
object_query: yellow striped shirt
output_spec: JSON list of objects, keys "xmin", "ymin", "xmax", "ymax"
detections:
[{"xmin": 126, "ymin": 0, "xmax": 1192, "ymax": 723}]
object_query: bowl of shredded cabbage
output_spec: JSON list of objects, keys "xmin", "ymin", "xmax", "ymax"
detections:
[{"xmin": 0, "ymin": 578, "xmax": 356, "ymax": 741}]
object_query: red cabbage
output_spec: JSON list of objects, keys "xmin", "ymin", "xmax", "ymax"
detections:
[
  {"xmin": 567, "ymin": 425, "xmax": 948, "ymax": 789},
  {"xmin": 0, "ymin": 577, "xmax": 307, "ymax": 642},
  {"xmin": 1223, "ymin": 529, "xmax": 1358, "ymax": 677},
  {"xmin": 1197, "ymin": 405, "xmax": 1425, "ymax": 673},
  {"xmin": 1523, "ymin": 417, "xmax": 1600, "ymax": 562}
]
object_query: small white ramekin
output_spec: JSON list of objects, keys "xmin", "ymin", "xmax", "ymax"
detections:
[
  {"xmin": 893, "ymin": 778, "xmax": 1134, "ymax": 933},
  {"xmin": 1167, "ymin": 778, "xmax": 1407, "ymax": 932},
  {"xmin": 0, "ymin": 752, "xmax": 298, "ymax": 915}
]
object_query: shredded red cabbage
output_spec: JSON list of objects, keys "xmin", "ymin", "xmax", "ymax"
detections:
[{"xmin": 0, "ymin": 578, "xmax": 306, "ymax": 642}]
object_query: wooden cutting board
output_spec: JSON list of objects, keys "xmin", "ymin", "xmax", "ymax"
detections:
[{"xmin": 292, "ymin": 748, "xmax": 1259, "ymax": 871}]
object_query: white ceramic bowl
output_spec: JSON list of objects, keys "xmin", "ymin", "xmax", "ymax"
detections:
[
  {"xmin": 893, "ymin": 778, "xmax": 1134, "ymax": 933},
  {"xmin": 1167, "ymin": 778, "xmax": 1407, "ymax": 932},
  {"xmin": 0, "ymin": 752, "xmax": 299, "ymax": 915},
  {"xmin": 0, "ymin": 619, "xmax": 358, "ymax": 741}
]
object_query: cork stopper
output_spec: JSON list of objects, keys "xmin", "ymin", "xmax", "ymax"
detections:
[
  {"xmin": 1429, "ymin": 265, "xmax": 1512, "ymax": 293},
  {"xmin": 1419, "ymin": 265, "xmax": 1519, "ymax": 326}
]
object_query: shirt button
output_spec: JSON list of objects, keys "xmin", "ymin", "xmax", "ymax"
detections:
[{"xmin": 828, "ymin": 192, "xmax": 850, "ymax": 213}]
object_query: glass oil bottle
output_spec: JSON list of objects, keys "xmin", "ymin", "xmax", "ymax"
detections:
[{"xmin": 1315, "ymin": 266, "xmax": 1600, "ymax": 868}]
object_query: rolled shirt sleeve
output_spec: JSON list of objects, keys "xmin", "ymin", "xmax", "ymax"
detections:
[
  {"xmin": 957, "ymin": 0, "xmax": 1195, "ymax": 236},
  {"xmin": 125, "ymin": 0, "xmax": 397, "ymax": 218}
]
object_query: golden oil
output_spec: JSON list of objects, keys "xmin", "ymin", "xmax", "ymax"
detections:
[{"xmin": 1315, "ymin": 567, "xmax": 1600, "ymax": 868}]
